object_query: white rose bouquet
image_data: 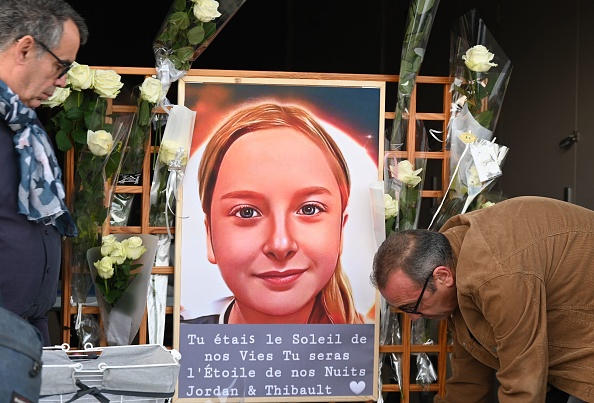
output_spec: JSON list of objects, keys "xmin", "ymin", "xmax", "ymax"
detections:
[
  {"xmin": 41, "ymin": 64, "xmax": 132, "ymax": 306},
  {"xmin": 389, "ymin": 0, "xmax": 441, "ymax": 151},
  {"xmin": 447, "ymin": 9, "xmax": 512, "ymax": 175},
  {"xmin": 93, "ymin": 235, "xmax": 148, "ymax": 305},
  {"xmin": 153, "ymin": 0, "xmax": 247, "ymax": 99},
  {"xmin": 87, "ymin": 233, "xmax": 158, "ymax": 346},
  {"xmin": 43, "ymin": 63, "xmax": 123, "ymax": 152},
  {"xmin": 148, "ymin": 106, "xmax": 195, "ymax": 230},
  {"xmin": 428, "ymin": 10, "xmax": 513, "ymax": 230},
  {"xmin": 149, "ymin": 138, "xmax": 189, "ymax": 227}
]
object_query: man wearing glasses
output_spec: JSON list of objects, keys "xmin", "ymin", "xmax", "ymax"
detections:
[
  {"xmin": 371, "ymin": 196, "xmax": 593, "ymax": 403},
  {"xmin": 0, "ymin": 0, "xmax": 87, "ymax": 350}
]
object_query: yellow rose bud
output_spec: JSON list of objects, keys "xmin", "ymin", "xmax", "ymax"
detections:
[
  {"xmin": 140, "ymin": 77, "xmax": 163, "ymax": 104},
  {"xmin": 94, "ymin": 256, "xmax": 114, "ymax": 279},
  {"xmin": 87, "ymin": 129, "xmax": 113, "ymax": 157},
  {"xmin": 192, "ymin": 0, "xmax": 221, "ymax": 22},
  {"xmin": 92, "ymin": 69, "xmax": 123, "ymax": 98},
  {"xmin": 67, "ymin": 62, "xmax": 93, "ymax": 90},
  {"xmin": 41, "ymin": 86, "xmax": 70, "ymax": 108},
  {"xmin": 462, "ymin": 45, "xmax": 498, "ymax": 73}
]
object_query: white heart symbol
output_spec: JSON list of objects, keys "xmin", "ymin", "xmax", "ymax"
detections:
[{"xmin": 349, "ymin": 381, "xmax": 365, "ymax": 395}]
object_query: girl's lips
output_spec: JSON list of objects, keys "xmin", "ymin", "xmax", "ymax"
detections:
[{"xmin": 256, "ymin": 269, "xmax": 306, "ymax": 286}]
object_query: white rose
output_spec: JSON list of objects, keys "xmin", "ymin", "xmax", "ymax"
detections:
[
  {"xmin": 100, "ymin": 235, "xmax": 118, "ymax": 256},
  {"xmin": 94, "ymin": 256, "xmax": 114, "ymax": 279},
  {"xmin": 109, "ymin": 242, "xmax": 127, "ymax": 265},
  {"xmin": 87, "ymin": 129, "xmax": 113, "ymax": 157},
  {"xmin": 192, "ymin": 0, "xmax": 221, "ymax": 22},
  {"xmin": 92, "ymin": 69, "xmax": 123, "ymax": 98},
  {"xmin": 67, "ymin": 62, "xmax": 93, "ymax": 90},
  {"xmin": 123, "ymin": 236, "xmax": 147, "ymax": 260},
  {"xmin": 41, "ymin": 86, "xmax": 70, "ymax": 108},
  {"xmin": 139, "ymin": 77, "xmax": 163, "ymax": 104},
  {"xmin": 396, "ymin": 160, "xmax": 423, "ymax": 188},
  {"xmin": 159, "ymin": 139, "xmax": 187, "ymax": 165},
  {"xmin": 462, "ymin": 45, "xmax": 497, "ymax": 73},
  {"xmin": 384, "ymin": 194, "xmax": 399, "ymax": 219}
]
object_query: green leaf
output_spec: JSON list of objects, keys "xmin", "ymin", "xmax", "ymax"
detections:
[
  {"xmin": 203, "ymin": 22, "xmax": 216, "ymax": 39},
  {"xmin": 138, "ymin": 100, "xmax": 151, "ymax": 127},
  {"xmin": 475, "ymin": 110, "xmax": 494, "ymax": 129},
  {"xmin": 187, "ymin": 24, "xmax": 205, "ymax": 45},
  {"xmin": 72, "ymin": 128, "xmax": 87, "ymax": 145},
  {"xmin": 104, "ymin": 147, "xmax": 122, "ymax": 180},
  {"xmin": 173, "ymin": 0, "xmax": 186, "ymax": 12},
  {"xmin": 453, "ymin": 85, "xmax": 471, "ymax": 100},
  {"xmin": 169, "ymin": 11, "xmax": 190, "ymax": 30},
  {"xmin": 55, "ymin": 111, "xmax": 72, "ymax": 128},
  {"xmin": 63, "ymin": 90, "xmax": 82, "ymax": 109},
  {"xmin": 398, "ymin": 186, "xmax": 420, "ymax": 230},
  {"xmin": 65, "ymin": 106, "xmax": 83, "ymax": 121},
  {"xmin": 56, "ymin": 130, "xmax": 73, "ymax": 152},
  {"xmin": 176, "ymin": 46, "xmax": 195, "ymax": 64}
]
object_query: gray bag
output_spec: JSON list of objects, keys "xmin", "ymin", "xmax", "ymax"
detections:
[
  {"xmin": 0, "ymin": 300, "xmax": 43, "ymax": 402},
  {"xmin": 40, "ymin": 344, "xmax": 180, "ymax": 401}
]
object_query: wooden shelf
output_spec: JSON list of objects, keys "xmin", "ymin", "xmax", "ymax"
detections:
[{"xmin": 59, "ymin": 68, "xmax": 453, "ymax": 403}]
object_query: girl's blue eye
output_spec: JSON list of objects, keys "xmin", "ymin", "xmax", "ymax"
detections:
[
  {"xmin": 235, "ymin": 206, "xmax": 261, "ymax": 219},
  {"xmin": 298, "ymin": 203, "xmax": 324, "ymax": 216}
]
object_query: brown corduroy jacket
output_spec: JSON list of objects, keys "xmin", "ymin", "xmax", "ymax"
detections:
[{"xmin": 434, "ymin": 196, "xmax": 594, "ymax": 402}]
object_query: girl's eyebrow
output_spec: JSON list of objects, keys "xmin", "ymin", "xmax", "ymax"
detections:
[
  {"xmin": 220, "ymin": 187, "xmax": 333, "ymax": 200},
  {"xmin": 294, "ymin": 186, "xmax": 333, "ymax": 197},
  {"xmin": 220, "ymin": 190, "xmax": 263, "ymax": 200}
]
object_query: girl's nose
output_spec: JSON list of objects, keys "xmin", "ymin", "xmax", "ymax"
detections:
[{"xmin": 262, "ymin": 216, "xmax": 298, "ymax": 260}]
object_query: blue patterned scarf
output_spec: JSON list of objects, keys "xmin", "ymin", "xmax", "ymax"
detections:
[{"xmin": 0, "ymin": 80, "xmax": 77, "ymax": 237}]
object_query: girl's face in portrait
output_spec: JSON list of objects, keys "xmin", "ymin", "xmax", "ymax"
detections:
[{"xmin": 205, "ymin": 127, "xmax": 348, "ymax": 324}]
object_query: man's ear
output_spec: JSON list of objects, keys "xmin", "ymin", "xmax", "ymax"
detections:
[
  {"xmin": 434, "ymin": 266, "xmax": 454, "ymax": 287},
  {"xmin": 15, "ymin": 35, "xmax": 35, "ymax": 63},
  {"xmin": 205, "ymin": 218, "xmax": 217, "ymax": 264}
]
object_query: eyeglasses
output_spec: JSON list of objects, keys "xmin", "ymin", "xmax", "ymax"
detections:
[
  {"xmin": 35, "ymin": 38, "xmax": 72, "ymax": 78},
  {"xmin": 398, "ymin": 271, "xmax": 433, "ymax": 315}
]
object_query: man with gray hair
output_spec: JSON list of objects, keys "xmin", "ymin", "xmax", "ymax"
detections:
[
  {"xmin": 0, "ymin": 0, "xmax": 87, "ymax": 346},
  {"xmin": 371, "ymin": 196, "xmax": 593, "ymax": 402}
]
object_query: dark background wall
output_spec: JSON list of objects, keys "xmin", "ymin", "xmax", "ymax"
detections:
[{"xmin": 65, "ymin": 0, "xmax": 594, "ymax": 209}]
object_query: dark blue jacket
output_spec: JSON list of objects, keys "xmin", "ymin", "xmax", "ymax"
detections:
[{"xmin": 0, "ymin": 120, "xmax": 61, "ymax": 346}]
